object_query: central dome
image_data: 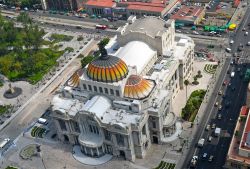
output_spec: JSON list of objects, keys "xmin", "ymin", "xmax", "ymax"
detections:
[{"xmin": 87, "ymin": 56, "xmax": 129, "ymax": 83}]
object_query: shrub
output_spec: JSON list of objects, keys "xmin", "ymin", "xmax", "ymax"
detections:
[
  {"xmin": 65, "ymin": 47, "xmax": 74, "ymax": 53},
  {"xmin": 77, "ymin": 36, "xmax": 84, "ymax": 41},
  {"xmin": 81, "ymin": 55, "xmax": 94, "ymax": 68},
  {"xmin": 50, "ymin": 34, "xmax": 73, "ymax": 42},
  {"xmin": 181, "ymin": 90, "xmax": 206, "ymax": 122}
]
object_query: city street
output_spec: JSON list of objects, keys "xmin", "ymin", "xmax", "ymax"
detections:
[{"xmin": 182, "ymin": 7, "xmax": 250, "ymax": 169}]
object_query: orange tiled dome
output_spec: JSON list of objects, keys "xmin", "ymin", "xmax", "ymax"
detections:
[
  {"xmin": 87, "ymin": 56, "xmax": 128, "ymax": 83},
  {"xmin": 124, "ymin": 75, "xmax": 155, "ymax": 99}
]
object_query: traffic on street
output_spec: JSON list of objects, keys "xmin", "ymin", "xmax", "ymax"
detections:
[{"xmin": 186, "ymin": 6, "xmax": 250, "ymax": 169}]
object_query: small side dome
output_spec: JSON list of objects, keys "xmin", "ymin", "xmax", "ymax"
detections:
[
  {"xmin": 87, "ymin": 56, "xmax": 129, "ymax": 83},
  {"xmin": 124, "ymin": 75, "xmax": 155, "ymax": 100},
  {"xmin": 68, "ymin": 69, "xmax": 83, "ymax": 87}
]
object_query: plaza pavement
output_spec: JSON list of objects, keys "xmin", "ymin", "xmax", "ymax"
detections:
[{"xmin": 172, "ymin": 60, "xmax": 215, "ymax": 117}]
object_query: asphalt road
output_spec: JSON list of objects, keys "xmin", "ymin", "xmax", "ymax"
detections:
[
  {"xmin": 195, "ymin": 63, "xmax": 249, "ymax": 169},
  {"xmin": 187, "ymin": 7, "xmax": 250, "ymax": 169}
]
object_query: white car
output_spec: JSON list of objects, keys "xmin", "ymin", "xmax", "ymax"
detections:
[
  {"xmin": 226, "ymin": 47, "xmax": 232, "ymax": 53},
  {"xmin": 230, "ymin": 40, "xmax": 234, "ymax": 44},
  {"xmin": 247, "ymin": 41, "xmax": 250, "ymax": 46},
  {"xmin": 176, "ymin": 30, "xmax": 182, "ymax": 33},
  {"xmin": 245, "ymin": 31, "xmax": 249, "ymax": 36},
  {"xmin": 193, "ymin": 31, "xmax": 199, "ymax": 35}
]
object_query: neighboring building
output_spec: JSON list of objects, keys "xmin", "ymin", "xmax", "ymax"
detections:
[
  {"xmin": 50, "ymin": 16, "xmax": 194, "ymax": 161},
  {"xmin": 170, "ymin": 6, "xmax": 205, "ymax": 25},
  {"xmin": 84, "ymin": 0, "xmax": 179, "ymax": 19},
  {"xmin": 41, "ymin": 0, "xmax": 83, "ymax": 11},
  {"xmin": 225, "ymin": 105, "xmax": 250, "ymax": 169}
]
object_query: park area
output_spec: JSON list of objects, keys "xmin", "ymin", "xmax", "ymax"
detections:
[
  {"xmin": 0, "ymin": 105, "xmax": 12, "ymax": 116},
  {"xmin": 0, "ymin": 14, "xmax": 65, "ymax": 84},
  {"xmin": 181, "ymin": 89, "xmax": 206, "ymax": 122},
  {"xmin": 154, "ymin": 161, "xmax": 176, "ymax": 169},
  {"xmin": 5, "ymin": 167, "xmax": 18, "ymax": 169}
]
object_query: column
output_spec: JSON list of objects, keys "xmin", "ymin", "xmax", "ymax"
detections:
[
  {"xmin": 102, "ymin": 145, "xmax": 105, "ymax": 154},
  {"xmin": 97, "ymin": 147, "xmax": 100, "ymax": 156},
  {"xmin": 91, "ymin": 148, "xmax": 94, "ymax": 157}
]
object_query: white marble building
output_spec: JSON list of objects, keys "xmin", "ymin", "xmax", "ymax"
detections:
[{"xmin": 50, "ymin": 16, "xmax": 194, "ymax": 162}]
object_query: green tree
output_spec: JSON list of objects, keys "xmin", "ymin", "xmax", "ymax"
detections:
[
  {"xmin": 81, "ymin": 55, "xmax": 94, "ymax": 68},
  {"xmin": 98, "ymin": 37, "xmax": 110, "ymax": 49}
]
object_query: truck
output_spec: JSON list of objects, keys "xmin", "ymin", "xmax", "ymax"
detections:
[
  {"xmin": 198, "ymin": 138, "xmax": 205, "ymax": 147},
  {"xmin": 0, "ymin": 138, "xmax": 10, "ymax": 149},
  {"xmin": 215, "ymin": 127, "xmax": 221, "ymax": 137},
  {"xmin": 231, "ymin": 72, "xmax": 235, "ymax": 78},
  {"xmin": 190, "ymin": 156, "xmax": 198, "ymax": 168},
  {"xmin": 244, "ymin": 69, "xmax": 250, "ymax": 82}
]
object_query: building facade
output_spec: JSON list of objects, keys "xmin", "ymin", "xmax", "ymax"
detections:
[
  {"xmin": 83, "ymin": 0, "xmax": 179, "ymax": 19},
  {"xmin": 225, "ymin": 86, "xmax": 250, "ymax": 169},
  {"xmin": 41, "ymin": 0, "xmax": 82, "ymax": 11},
  {"xmin": 50, "ymin": 16, "xmax": 194, "ymax": 161}
]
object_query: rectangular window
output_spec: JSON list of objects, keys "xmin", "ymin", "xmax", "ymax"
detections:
[
  {"xmin": 104, "ymin": 88, "xmax": 108, "ymax": 94},
  {"xmin": 152, "ymin": 121, "xmax": 156, "ymax": 129},
  {"xmin": 116, "ymin": 90, "xmax": 120, "ymax": 96},
  {"xmin": 88, "ymin": 85, "xmax": 92, "ymax": 91},
  {"xmin": 104, "ymin": 129, "xmax": 111, "ymax": 141},
  {"xmin": 83, "ymin": 84, "xmax": 87, "ymax": 90},
  {"xmin": 94, "ymin": 86, "xmax": 97, "ymax": 92},
  {"xmin": 58, "ymin": 119, "xmax": 67, "ymax": 131},
  {"xmin": 142, "ymin": 125, "xmax": 146, "ymax": 135},
  {"xmin": 72, "ymin": 121, "xmax": 80, "ymax": 132},
  {"xmin": 116, "ymin": 134, "xmax": 125, "ymax": 146},
  {"xmin": 99, "ymin": 87, "xmax": 103, "ymax": 93},
  {"xmin": 110, "ymin": 89, "xmax": 114, "ymax": 95},
  {"xmin": 89, "ymin": 125, "xmax": 93, "ymax": 133}
]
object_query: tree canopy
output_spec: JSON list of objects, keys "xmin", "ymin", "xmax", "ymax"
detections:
[{"xmin": 0, "ymin": 14, "xmax": 63, "ymax": 84}]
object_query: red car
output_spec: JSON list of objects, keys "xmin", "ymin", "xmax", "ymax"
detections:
[{"xmin": 223, "ymin": 80, "xmax": 229, "ymax": 86}]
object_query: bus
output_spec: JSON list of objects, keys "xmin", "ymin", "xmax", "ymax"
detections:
[
  {"xmin": 0, "ymin": 138, "xmax": 10, "ymax": 149},
  {"xmin": 95, "ymin": 24, "xmax": 107, "ymax": 30}
]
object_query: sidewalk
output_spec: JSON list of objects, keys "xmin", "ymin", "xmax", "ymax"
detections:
[{"xmin": 229, "ymin": 2, "xmax": 248, "ymax": 30}]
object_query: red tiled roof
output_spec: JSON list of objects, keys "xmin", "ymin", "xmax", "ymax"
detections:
[
  {"xmin": 241, "ymin": 106, "xmax": 249, "ymax": 116},
  {"xmin": 122, "ymin": 0, "xmax": 168, "ymax": 12},
  {"xmin": 84, "ymin": 0, "xmax": 115, "ymax": 8},
  {"xmin": 84, "ymin": 0, "xmax": 175, "ymax": 13},
  {"xmin": 170, "ymin": 6, "xmax": 204, "ymax": 21}
]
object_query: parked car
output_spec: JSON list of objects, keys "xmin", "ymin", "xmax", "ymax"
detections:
[
  {"xmin": 208, "ymin": 155, "xmax": 214, "ymax": 162},
  {"xmin": 225, "ymin": 101, "xmax": 231, "ymax": 108},
  {"xmin": 218, "ymin": 90, "xmax": 223, "ymax": 95},
  {"xmin": 208, "ymin": 136, "xmax": 213, "ymax": 142},
  {"xmin": 223, "ymin": 80, "xmax": 229, "ymax": 85},
  {"xmin": 218, "ymin": 105, "xmax": 222, "ymax": 111},
  {"xmin": 202, "ymin": 153, "xmax": 208, "ymax": 160},
  {"xmin": 215, "ymin": 101, "xmax": 219, "ymax": 106},
  {"xmin": 206, "ymin": 124, "xmax": 211, "ymax": 131},
  {"xmin": 212, "ymin": 123, "xmax": 216, "ymax": 129},
  {"xmin": 218, "ymin": 114, "xmax": 222, "ymax": 120}
]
